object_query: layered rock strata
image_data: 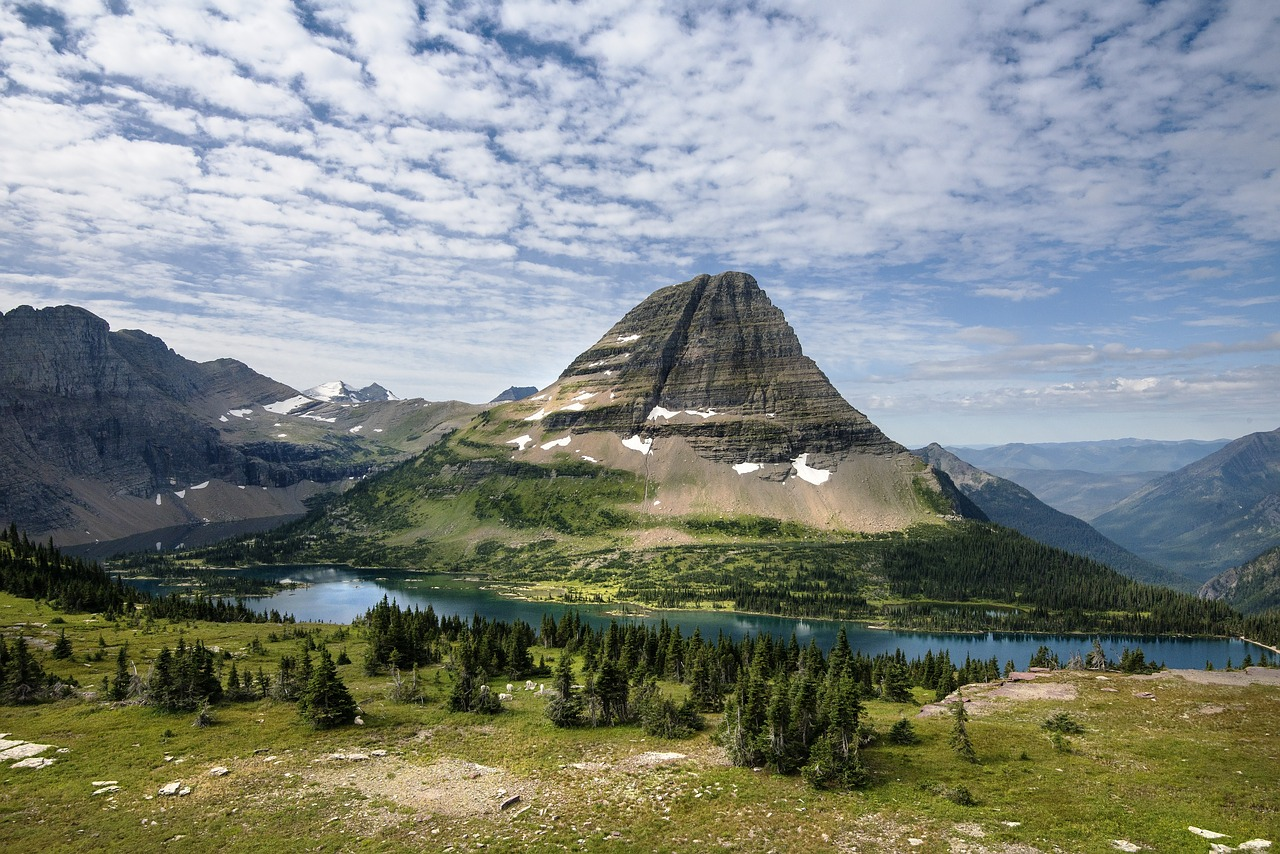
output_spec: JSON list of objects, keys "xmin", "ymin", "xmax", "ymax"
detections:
[{"xmin": 529, "ymin": 271, "xmax": 902, "ymax": 468}]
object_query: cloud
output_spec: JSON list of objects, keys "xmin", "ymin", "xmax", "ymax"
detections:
[
  {"xmin": 974, "ymin": 283, "xmax": 1061, "ymax": 302},
  {"xmin": 0, "ymin": 0, "xmax": 1276, "ymax": 444}
]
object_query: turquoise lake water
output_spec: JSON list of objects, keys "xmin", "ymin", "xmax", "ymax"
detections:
[{"xmin": 127, "ymin": 565, "xmax": 1265, "ymax": 670}]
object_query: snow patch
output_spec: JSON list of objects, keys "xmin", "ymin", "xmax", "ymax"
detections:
[
  {"xmin": 264, "ymin": 396, "xmax": 311, "ymax": 415},
  {"xmin": 647, "ymin": 406, "xmax": 679, "ymax": 420},
  {"xmin": 733, "ymin": 463, "xmax": 762, "ymax": 475},
  {"xmin": 276, "ymin": 433, "xmax": 288, "ymax": 438},
  {"xmin": 540, "ymin": 436, "xmax": 571, "ymax": 450},
  {"xmin": 237, "ymin": 485, "xmax": 246, "ymax": 490},
  {"xmin": 155, "ymin": 494, "xmax": 162, "ymax": 506},
  {"xmin": 227, "ymin": 409, "xmax": 253, "ymax": 419},
  {"xmin": 532, "ymin": 394, "xmax": 549, "ymax": 401},
  {"xmin": 300, "ymin": 413, "xmax": 337, "ymax": 423},
  {"xmin": 559, "ymin": 402, "xmax": 586, "ymax": 412},
  {"xmin": 581, "ymin": 455, "xmax": 599, "ymax": 463},
  {"xmin": 685, "ymin": 408, "xmax": 717, "ymax": 419},
  {"xmin": 622, "ymin": 435, "xmax": 653, "ymax": 455},
  {"xmin": 523, "ymin": 408, "xmax": 547, "ymax": 422},
  {"xmin": 191, "ymin": 481, "xmax": 209, "ymax": 490},
  {"xmin": 373, "ymin": 428, "xmax": 383, "ymax": 433},
  {"xmin": 507, "ymin": 435, "xmax": 534, "ymax": 451},
  {"xmin": 791, "ymin": 454, "xmax": 831, "ymax": 485},
  {"xmin": 174, "ymin": 490, "xmax": 186, "ymax": 499},
  {"xmin": 616, "ymin": 334, "xmax": 640, "ymax": 343},
  {"xmin": 572, "ymin": 392, "xmax": 597, "ymax": 402},
  {"xmin": 219, "ymin": 415, "xmax": 228, "ymax": 422},
  {"xmin": 349, "ymin": 425, "xmax": 364, "ymax": 433}
]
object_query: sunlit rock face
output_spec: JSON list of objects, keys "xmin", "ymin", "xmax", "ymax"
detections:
[{"xmin": 535, "ymin": 271, "xmax": 903, "ymax": 468}]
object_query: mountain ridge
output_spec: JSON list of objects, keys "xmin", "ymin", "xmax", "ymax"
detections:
[
  {"xmin": 916, "ymin": 443, "xmax": 1189, "ymax": 588},
  {"xmin": 0, "ymin": 304, "xmax": 481, "ymax": 547},
  {"xmin": 1091, "ymin": 427, "xmax": 1280, "ymax": 583}
]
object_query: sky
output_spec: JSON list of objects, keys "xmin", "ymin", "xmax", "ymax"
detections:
[{"xmin": 1, "ymin": 0, "xmax": 1277, "ymax": 447}]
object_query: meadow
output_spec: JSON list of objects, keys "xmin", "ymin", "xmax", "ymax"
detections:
[{"xmin": 1, "ymin": 590, "xmax": 1276, "ymax": 852}]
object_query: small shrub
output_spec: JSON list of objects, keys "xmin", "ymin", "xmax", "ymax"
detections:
[
  {"xmin": 1042, "ymin": 711, "xmax": 1085, "ymax": 735},
  {"xmin": 888, "ymin": 718, "xmax": 919, "ymax": 745}
]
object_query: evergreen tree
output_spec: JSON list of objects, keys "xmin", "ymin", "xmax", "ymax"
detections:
[
  {"xmin": 888, "ymin": 717, "xmax": 919, "ymax": 745},
  {"xmin": 546, "ymin": 653, "xmax": 583, "ymax": 728},
  {"xmin": 109, "ymin": 645, "xmax": 132, "ymax": 701},
  {"xmin": 949, "ymin": 700, "xmax": 977, "ymax": 763},
  {"xmin": 297, "ymin": 649, "xmax": 358, "ymax": 728},
  {"xmin": 802, "ymin": 673, "xmax": 867, "ymax": 789},
  {"xmin": 52, "ymin": 628, "xmax": 72, "ymax": 660}
]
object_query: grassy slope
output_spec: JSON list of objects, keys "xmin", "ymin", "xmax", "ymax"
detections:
[{"xmin": 2, "ymin": 591, "xmax": 1277, "ymax": 852}]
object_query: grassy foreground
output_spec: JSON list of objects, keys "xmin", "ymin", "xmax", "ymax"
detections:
[{"xmin": 1, "ymin": 591, "xmax": 1276, "ymax": 853}]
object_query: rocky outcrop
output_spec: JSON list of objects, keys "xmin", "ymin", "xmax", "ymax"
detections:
[
  {"xmin": 527, "ymin": 272, "xmax": 902, "ymax": 467},
  {"xmin": 1198, "ymin": 544, "xmax": 1280, "ymax": 614}
]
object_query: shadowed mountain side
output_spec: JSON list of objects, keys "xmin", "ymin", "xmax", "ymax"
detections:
[
  {"xmin": 0, "ymin": 304, "xmax": 481, "ymax": 547},
  {"xmin": 978, "ymin": 467, "xmax": 1166, "ymax": 522},
  {"xmin": 915, "ymin": 444, "xmax": 1190, "ymax": 589},
  {"xmin": 1091, "ymin": 428, "xmax": 1280, "ymax": 584}
]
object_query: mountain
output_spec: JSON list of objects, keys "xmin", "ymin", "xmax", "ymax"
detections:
[
  {"xmin": 304, "ymin": 381, "xmax": 399, "ymax": 403},
  {"xmin": 915, "ymin": 444, "xmax": 1189, "ymax": 588},
  {"xmin": 1199, "ymin": 545, "xmax": 1280, "ymax": 615},
  {"xmin": 284, "ymin": 272, "xmax": 971, "ymax": 566},
  {"xmin": 950, "ymin": 439, "xmax": 1229, "ymax": 473},
  {"xmin": 0, "ymin": 305, "xmax": 481, "ymax": 548},
  {"xmin": 1091, "ymin": 428, "xmax": 1280, "ymax": 583},
  {"xmin": 490, "ymin": 386, "xmax": 538, "ymax": 403},
  {"xmin": 484, "ymin": 271, "xmax": 949, "ymax": 531},
  {"xmin": 947, "ymin": 439, "xmax": 1228, "ymax": 521}
]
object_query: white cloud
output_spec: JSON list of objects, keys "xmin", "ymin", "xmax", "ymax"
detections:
[{"xmin": 0, "ymin": 0, "xmax": 1276, "ymax": 444}]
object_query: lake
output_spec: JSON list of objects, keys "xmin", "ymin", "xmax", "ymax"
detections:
[{"xmin": 126, "ymin": 565, "xmax": 1266, "ymax": 671}]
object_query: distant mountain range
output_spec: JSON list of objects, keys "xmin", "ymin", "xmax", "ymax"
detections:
[
  {"xmin": 915, "ymin": 444, "xmax": 1189, "ymax": 589},
  {"xmin": 304, "ymin": 380, "xmax": 399, "ymax": 404},
  {"xmin": 947, "ymin": 439, "xmax": 1229, "ymax": 521},
  {"xmin": 1091, "ymin": 428, "xmax": 1280, "ymax": 584},
  {"xmin": 490, "ymin": 386, "xmax": 538, "ymax": 403},
  {"xmin": 0, "ymin": 305, "xmax": 481, "ymax": 548}
]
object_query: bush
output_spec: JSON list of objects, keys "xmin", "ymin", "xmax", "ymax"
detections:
[
  {"xmin": 1042, "ymin": 711, "xmax": 1085, "ymax": 734},
  {"xmin": 888, "ymin": 718, "xmax": 919, "ymax": 745}
]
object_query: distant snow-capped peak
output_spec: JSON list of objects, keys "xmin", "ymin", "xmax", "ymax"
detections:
[{"xmin": 303, "ymin": 380, "xmax": 399, "ymax": 403}]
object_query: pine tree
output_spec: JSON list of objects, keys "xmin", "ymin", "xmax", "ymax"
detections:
[
  {"xmin": 546, "ymin": 653, "xmax": 583, "ymax": 728},
  {"xmin": 297, "ymin": 649, "xmax": 358, "ymax": 728},
  {"xmin": 802, "ymin": 672, "xmax": 867, "ymax": 789},
  {"xmin": 949, "ymin": 700, "xmax": 977, "ymax": 763},
  {"xmin": 52, "ymin": 628, "xmax": 72, "ymax": 660}
]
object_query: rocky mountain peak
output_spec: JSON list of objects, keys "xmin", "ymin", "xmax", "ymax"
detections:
[
  {"xmin": 304, "ymin": 381, "xmax": 399, "ymax": 403},
  {"xmin": 522, "ymin": 271, "xmax": 901, "ymax": 466}
]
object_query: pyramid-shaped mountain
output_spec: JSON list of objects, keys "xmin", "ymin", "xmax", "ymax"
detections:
[
  {"xmin": 473, "ymin": 272, "xmax": 957, "ymax": 533},
  {"xmin": 524, "ymin": 271, "xmax": 900, "ymax": 464}
]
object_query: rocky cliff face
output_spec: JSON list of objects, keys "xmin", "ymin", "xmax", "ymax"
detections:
[
  {"xmin": 0, "ymin": 305, "xmax": 476, "ymax": 544},
  {"xmin": 475, "ymin": 272, "xmax": 959, "ymax": 533},
  {"xmin": 531, "ymin": 272, "xmax": 901, "ymax": 467}
]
